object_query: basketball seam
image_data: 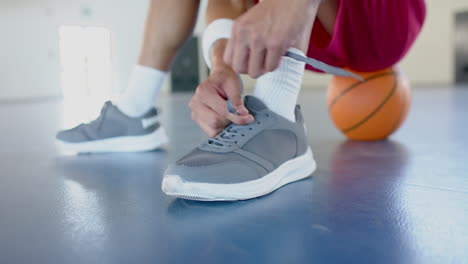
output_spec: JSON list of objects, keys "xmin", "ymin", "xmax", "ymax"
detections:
[
  {"xmin": 328, "ymin": 72, "xmax": 397, "ymax": 110},
  {"xmin": 343, "ymin": 74, "xmax": 399, "ymax": 133}
]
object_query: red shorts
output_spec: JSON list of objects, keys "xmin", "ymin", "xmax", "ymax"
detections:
[{"xmin": 306, "ymin": 0, "xmax": 426, "ymax": 72}]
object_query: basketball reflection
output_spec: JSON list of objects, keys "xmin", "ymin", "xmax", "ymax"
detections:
[{"xmin": 323, "ymin": 140, "xmax": 412, "ymax": 262}]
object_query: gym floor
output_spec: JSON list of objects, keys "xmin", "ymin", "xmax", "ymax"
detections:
[{"xmin": 0, "ymin": 87, "xmax": 467, "ymax": 264}]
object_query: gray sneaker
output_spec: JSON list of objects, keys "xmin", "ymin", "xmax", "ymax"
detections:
[
  {"xmin": 162, "ymin": 96, "xmax": 316, "ymax": 201},
  {"xmin": 56, "ymin": 101, "xmax": 168, "ymax": 153}
]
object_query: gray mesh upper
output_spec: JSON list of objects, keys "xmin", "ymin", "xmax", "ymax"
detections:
[
  {"xmin": 242, "ymin": 130, "xmax": 298, "ymax": 167},
  {"xmin": 165, "ymin": 96, "xmax": 309, "ymax": 184},
  {"xmin": 56, "ymin": 101, "xmax": 159, "ymax": 143},
  {"xmin": 177, "ymin": 149, "xmax": 251, "ymax": 167}
]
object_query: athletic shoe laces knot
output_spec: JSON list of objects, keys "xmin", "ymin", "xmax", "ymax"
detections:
[
  {"xmin": 207, "ymin": 113, "xmax": 267, "ymax": 148},
  {"xmin": 208, "ymin": 123, "xmax": 241, "ymax": 148}
]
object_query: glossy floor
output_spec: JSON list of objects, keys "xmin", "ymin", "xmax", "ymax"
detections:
[{"xmin": 0, "ymin": 87, "xmax": 467, "ymax": 264}]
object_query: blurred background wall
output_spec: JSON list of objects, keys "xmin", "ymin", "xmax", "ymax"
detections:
[{"xmin": 1, "ymin": 0, "xmax": 467, "ymax": 101}]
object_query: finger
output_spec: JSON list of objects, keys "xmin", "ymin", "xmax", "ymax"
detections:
[
  {"xmin": 248, "ymin": 47, "xmax": 267, "ymax": 78},
  {"xmin": 224, "ymin": 21, "xmax": 239, "ymax": 66},
  {"xmin": 199, "ymin": 122, "xmax": 222, "ymax": 138},
  {"xmin": 193, "ymin": 102, "xmax": 229, "ymax": 137},
  {"xmin": 199, "ymin": 87, "xmax": 253, "ymax": 125},
  {"xmin": 191, "ymin": 99, "xmax": 221, "ymax": 137},
  {"xmin": 264, "ymin": 47, "xmax": 283, "ymax": 72},
  {"xmin": 231, "ymin": 41, "xmax": 250, "ymax": 74},
  {"xmin": 209, "ymin": 77, "xmax": 255, "ymax": 125},
  {"xmin": 223, "ymin": 76, "xmax": 250, "ymax": 117},
  {"xmin": 224, "ymin": 38, "xmax": 235, "ymax": 66}
]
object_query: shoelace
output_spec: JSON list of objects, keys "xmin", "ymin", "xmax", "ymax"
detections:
[
  {"xmin": 285, "ymin": 51, "xmax": 364, "ymax": 81},
  {"xmin": 207, "ymin": 113, "xmax": 268, "ymax": 148}
]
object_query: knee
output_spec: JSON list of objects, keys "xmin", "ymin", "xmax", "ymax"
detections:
[{"xmin": 347, "ymin": 0, "xmax": 426, "ymax": 72}]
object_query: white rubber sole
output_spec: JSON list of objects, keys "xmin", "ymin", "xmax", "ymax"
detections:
[
  {"xmin": 162, "ymin": 147, "xmax": 316, "ymax": 201},
  {"xmin": 57, "ymin": 127, "xmax": 169, "ymax": 153}
]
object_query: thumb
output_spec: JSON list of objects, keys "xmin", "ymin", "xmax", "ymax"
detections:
[{"xmin": 223, "ymin": 75, "xmax": 249, "ymax": 116}]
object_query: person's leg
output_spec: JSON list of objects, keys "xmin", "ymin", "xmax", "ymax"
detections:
[
  {"xmin": 117, "ymin": 0, "xmax": 200, "ymax": 117},
  {"xmin": 56, "ymin": 0, "xmax": 200, "ymax": 153},
  {"xmin": 162, "ymin": 1, "xmax": 341, "ymax": 201},
  {"xmin": 316, "ymin": 0, "xmax": 338, "ymax": 36},
  {"xmin": 306, "ymin": 0, "xmax": 425, "ymax": 73},
  {"xmin": 253, "ymin": 0, "xmax": 337, "ymax": 122}
]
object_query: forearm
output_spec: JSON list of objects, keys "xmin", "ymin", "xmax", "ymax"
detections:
[
  {"xmin": 210, "ymin": 39, "xmax": 230, "ymax": 71},
  {"xmin": 206, "ymin": 0, "xmax": 253, "ymax": 71}
]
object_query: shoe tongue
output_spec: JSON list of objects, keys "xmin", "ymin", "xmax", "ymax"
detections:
[{"xmin": 244, "ymin": 96, "xmax": 267, "ymax": 112}]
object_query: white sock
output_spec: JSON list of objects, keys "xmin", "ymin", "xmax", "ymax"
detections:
[
  {"xmin": 115, "ymin": 64, "xmax": 167, "ymax": 117},
  {"xmin": 253, "ymin": 48, "xmax": 305, "ymax": 122}
]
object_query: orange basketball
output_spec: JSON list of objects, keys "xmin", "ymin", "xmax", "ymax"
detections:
[{"xmin": 327, "ymin": 67, "xmax": 411, "ymax": 141}]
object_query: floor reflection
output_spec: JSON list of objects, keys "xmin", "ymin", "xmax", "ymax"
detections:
[
  {"xmin": 53, "ymin": 150, "xmax": 168, "ymax": 262},
  {"xmin": 310, "ymin": 140, "xmax": 413, "ymax": 262}
]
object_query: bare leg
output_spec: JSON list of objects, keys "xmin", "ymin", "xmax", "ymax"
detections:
[
  {"xmin": 57, "ymin": 0, "xmax": 203, "ymax": 151},
  {"xmin": 316, "ymin": 0, "xmax": 338, "ymax": 35},
  {"xmin": 138, "ymin": 0, "xmax": 201, "ymax": 71},
  {"xmin": 116, "ymin": 0, "xmax": 201, "ymax": 117},
  {"xmin": 293, "ymin": 0, "xmax": 339, "ymax": 53}
]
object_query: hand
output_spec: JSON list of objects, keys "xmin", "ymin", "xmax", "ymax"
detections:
[
  {"xmin": 189, "ymin": 66, "xmax": 254, "ymax": 137},
  {"xmin": 224, "ymin": 0, "xmax": 318, "ymax": 78}
]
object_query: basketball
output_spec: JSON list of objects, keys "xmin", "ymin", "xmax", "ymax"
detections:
[{"xmin": 327, "ymin": 67, "xmax": 411, "ymax": 141}]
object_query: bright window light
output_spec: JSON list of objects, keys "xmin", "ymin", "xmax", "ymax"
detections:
[{"xmin": 59, "ymin": 25, "xmax": 112, "ymax": 128}]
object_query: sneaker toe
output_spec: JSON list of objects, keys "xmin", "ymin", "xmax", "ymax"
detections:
[{"xmin": 56, "ymin": 126, "xmax": 89, "ymax": 143}]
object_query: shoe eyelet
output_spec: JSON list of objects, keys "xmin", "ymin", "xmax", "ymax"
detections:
[
  {"xmin": 257, "ymin": 122, "xmax": 261, "ymax": 125},
  {"xmin": 235, "ymin": 141, "xmax": 238, "ymax": 144},
  {"xmin": 249, "ymin": 128, "xmax": 253, "ymax": 131},
  {"xmin": 242, "ymin": 134, "xmax": 245, "ymax": 136}
]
